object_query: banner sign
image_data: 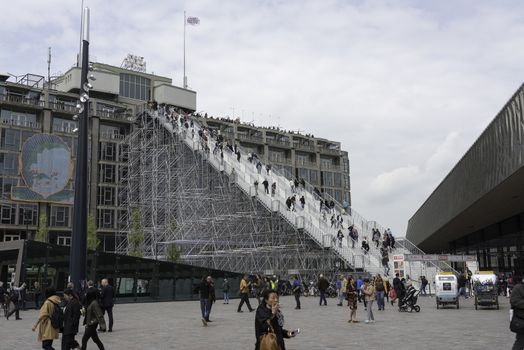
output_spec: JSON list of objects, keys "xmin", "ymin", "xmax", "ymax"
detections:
[{"xmin": 404, "ymin": 254, "xmax": 476, "ymax": 262}]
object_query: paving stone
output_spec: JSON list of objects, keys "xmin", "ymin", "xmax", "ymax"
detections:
[{"xmin": 0, "ymin": 294, "xmax": 514, "ymax": 349}]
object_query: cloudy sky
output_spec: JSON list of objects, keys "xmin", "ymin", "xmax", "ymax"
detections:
[{"xmin": 2, "ymin": 0, "xmax": 524, "ymax": 236}]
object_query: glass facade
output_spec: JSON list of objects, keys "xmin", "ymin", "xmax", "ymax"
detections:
[
  {"xmin": 119, "ymin": 73, "xmax": 151, "ymax": 101},
  {"xmin": 0, "ymin": 240, "xmax": 242, "ymax": 304}
]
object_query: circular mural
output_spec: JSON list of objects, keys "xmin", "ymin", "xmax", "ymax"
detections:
[{"xmin": 20, "ymin": 134, "xmax": 73, "ymax": 198}]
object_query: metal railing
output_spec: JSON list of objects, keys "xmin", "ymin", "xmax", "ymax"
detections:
[
  {"xmin": 1, "ymin": 118, "xmax": 41, "ymax": 130},
  {"xmin": 0, "ymin": 94, "xmax": 44, "ymax": 107}
]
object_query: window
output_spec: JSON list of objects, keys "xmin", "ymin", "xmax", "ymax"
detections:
[
  {"xmin": 1, "ymin": 204, "xmax": 16, "ymax": 224},
  {"xmin": 310, "ymin": 170, "xmax": 319, "ymax": 185},
  {"xmin": 57, "ymin": 235, "xmax": 71, "ymax": 246},
  {"xmin": 322, "ymin": 171, "xmax": 334, "ymax": 187},
  {"xmin": 19, "ymin": 204, "xmax": 38, "ymax": 225},
  {"xmin": 99, "ymin": 142, "xmax": 116, "ymax": 161},
  {"xmin": 99, "ymin": 164, "xmax": 116, "ymax": 183},
  {"xmin": 321, "ymin": 157, "xmax": 334, "ymax": 169},
  {"xmin": 3, "ymin": 233, "xmax": 20, "ymax": 242},
  {"xmin": 119, "ymin": 73, "xmax": 151, "ymax": 101},
  {"xmin": 98, "ymin": 209, "xmax": 114, "ymax": 229},
  {"xmin": 1, "ymin": 129, "xmax": 20, "ymax": 150},
  {"xmin": 334, "ymin": 173, "xmax": 342, "ymax": 187},
  {"xmin": 98, "ymin": 186, "xmax": 116, "ymax": 206},
  {"xmin": 0, "ymin": 177, "xmax": 16, "ymax": 199},
  {"xmin": 50, "ymin": 206, "xmax": 70, "ymax": 227},
  {"xmin": 52, "ymin": 117, "xmax": 77, "ymax": 133},
  {"xmin": 119, "ymin": 144, "xmax": 129, "ymax": 162},
  {"xmin": 269, "ymin": 150, "xmax": 284, "ymax": 163},
  {"xmin": 297, "ymin": 168, "xmax": 309, "ymax": 182},
  {"xmin": 0, "ymin": 154, "xmax": 18, "ymax": 175},
  {"xmin": 0, "ymin": 109, "xmax": 37, "ymax": 127}
]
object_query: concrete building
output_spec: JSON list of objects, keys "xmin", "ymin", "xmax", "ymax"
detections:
[
  {"xmin": 406, "ymin": 83, "xmax": 524, "ymax": 275},
  {"xmin": 0, "ymin": 63, "xmax": 195, "ymax": 250},
  {"xmin": 195, "ymin": 116, "xmax": 351, "ymax": 206},
  {"xmin": 0, "ymin": 61, "xmax": 351, "ymax": 252}
]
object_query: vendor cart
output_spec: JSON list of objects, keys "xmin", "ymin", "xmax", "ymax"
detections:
[{"xmin": 472, "ymin": 272, "xmax": 498, "ymax": 310}]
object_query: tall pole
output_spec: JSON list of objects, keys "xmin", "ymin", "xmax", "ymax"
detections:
[
  {"xmin": 183, "ymin": 11, "xmax": 187, "ymax": 88},
  {"xmin": 77, "ymin": 0, "xmax": 84, "ymax": 67},
  {"xmin": 70, "ymin": 7, "xmax": 90, "ymax": 296}
]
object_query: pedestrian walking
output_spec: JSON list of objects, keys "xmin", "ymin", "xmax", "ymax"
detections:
[
  {"xmin": 317, "ymin": 274, "xmax": 329, "ymax": 306},
  {"xmin": 222, "ymin": 278, "xmax": 230, "ymax": 304},
  {"xmin": 62, "ymin": 289, "xmax": 81, "ymax": 350},
  {"xmin": 81, "ymin": 288, "xmax": 106, "ymax": 350},
  {"xmin": 200, "ymin": 276, "xmax": 212, "ymax": 326},
  {"xmin": 237, "ymin": 274, "xmax": 254, "ymax": 313},
  {"xmin": 292, "ymin": 276, "xmax": 302, "ymax": 310},
  {"xmin": 338, "ymin": 275, "xmax": 347, "ymax": 306},
  {"xmin": 363, "ymin": 279, "xmax": 376, "ymax": 323},
  {"xmin": 374, "ymin": 274, "xmax": 387, "ymax": 311},
  {"xmin": 346, "ymin": 276, "xmax": 359, "ymax": 323},
  {"xmin": 32, "ymin": 286, "xmax": 61, "ymax": 350},
  {"xmin": 6, "ymin": 282, "xmax": 26, "ymax": 320},
  {"xmin": 262, "ymin": 179, "xmax": 269, "ymax": 194},
  {"xmin": 100, "ymin": 278, "xmax": 114, "ymax": 332},
  {"xmin": 208, "ymin": 278, "xmax": 216, "ymax": 321}
]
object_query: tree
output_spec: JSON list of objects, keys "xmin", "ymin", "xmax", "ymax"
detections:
[
  {"xmin": 128, "ymin": 208, "xmax": 144, "ymax": 257},
  {"xmin": 35, "ymin": 211, "xmax": 49, "ymax": 243},
  {"xmin": 87, "ymin": 213, "xmax": 99, "ymax": 251},
  {"xmin": 166, "ymin": 243, "xmax": 180, "ymax": 263}
]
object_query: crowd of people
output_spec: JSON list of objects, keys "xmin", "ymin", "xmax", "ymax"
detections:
[{"xmin": 1, "ymin": 279, "xmax": 115, "ymax": 350}]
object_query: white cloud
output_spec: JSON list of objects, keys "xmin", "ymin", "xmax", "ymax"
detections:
[{"xmin": 1, "ymin": 0, "xmax": 523, "ymax": 238}]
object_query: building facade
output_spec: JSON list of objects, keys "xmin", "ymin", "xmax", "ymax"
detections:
[
  {"xmin": 406, "ymin": 83, "xmax": 524, "ymax": 275},
  {"xmin": 195, "ymin": 116, "xmax": 351, "ymax": 206},
  {"xmin": 0, "ymin": 61, "xmax": 351, "ymax": 253},
  {"xmin": 0, "ymin": 63, "xmax": 195, "ymax": 250}
]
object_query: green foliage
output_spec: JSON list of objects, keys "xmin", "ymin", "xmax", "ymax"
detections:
[
  {"xmin": 87, "ymin": 213, "xmax": 99, "ymax": 251},
  {"xmin": 128, "ymin": 208, "xmax": 144, "ymax": 257},
  {"xmin": 166, "ymin": 243, "xmax": 180, "ymax": 263},
  {"xmin": 35, "ymin": 211, "xmax": 49, "ymax": 243}
]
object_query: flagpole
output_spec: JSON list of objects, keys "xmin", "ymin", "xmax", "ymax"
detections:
[{"xmin": 183, "ymin": 10, "xmax": 187, "ymax": 88}]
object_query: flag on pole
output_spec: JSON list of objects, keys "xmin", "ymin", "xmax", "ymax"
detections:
[{"xmin": 186, "ymin": 16, "xmax": 200, "ymax": 25}]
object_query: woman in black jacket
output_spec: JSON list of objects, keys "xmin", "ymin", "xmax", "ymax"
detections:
[
  {"xmin": 62, "ymin": 289, "xmax": 81, "ymax": 350},
  {"xmin": 255, "ymin": 289, "xmax": 293, "ymax": 350}
]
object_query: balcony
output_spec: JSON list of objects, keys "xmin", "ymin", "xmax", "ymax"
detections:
[
  {"xmin": 317, "ymin": 145, "xmax": 340, "ymax": 154},
  {"xmin": 48, "ymin": 101, "xmax": 77, "ymax": 114},
  {"xmin": 270, "ymin": 157, "xmax": 292, "ymax": 165},
  {"xmin": 237, "ymin": 133, "xmax": 263, "ymax": 143},
  {"xmin": 0, "ymin": 93, "xmax": 44, "ymax": 108},
  {"xmin": 92, "ymin": 108, "xmax": 134, "ymax": 123},
  {"xmin": 1, "ymin": 118, "xmax": 41, "ymax": 131},
  {"xmin": 321, "ymin": 163, "xmax": 341, "ymax": 172},
  {"xmin": 100, "ymin": 131, "xmax": 125, "ymax": 141},
  {"xmin": 267, "ymin": 138, "xmax": 291, "ymax": 148},
  {"xmin": 296, "ymin": 159, "xmax": 317, "ymax": 168},
  {"xmin": 293, "ymin": 142, "xmax": 315, "ymax": 152}
]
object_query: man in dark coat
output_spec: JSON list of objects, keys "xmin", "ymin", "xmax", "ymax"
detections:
[
  {"xmin": 100, "ymin": 278, "xmax": 115, "ymax": 332},
  {"xmin": 62, "ymin": 289, "xmax": 81, "ymax": 350},
  {"xmin": 511, "ymin": 277, "xmax": 524, "ymax": 350},
  {"xmin": 317, "ymin": 274, "xmax": 329, "ymax": 306},
  {"xmin": 200, "ymin": 276, "xmax": 211, "ymax": 326}
]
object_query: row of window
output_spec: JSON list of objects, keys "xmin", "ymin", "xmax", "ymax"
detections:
[
  {"xmin": 120, "ymin": 73, "xmax": 151, "ymax": 101},
  {"xmin": 0, "ymin": 203, "xmax": 38, "ymax": 225}
]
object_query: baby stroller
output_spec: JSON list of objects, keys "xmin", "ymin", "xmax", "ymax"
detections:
[{"xmin": 399, "ymin": 285, "xmax": 421, "ymax": 312}]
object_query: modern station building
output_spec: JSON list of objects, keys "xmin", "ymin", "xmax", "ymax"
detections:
[
  {"xmin": 0, "ymin": 59, "xmax": 351, "ymax": 250},
  {"xmin": 407, "ymin": 83, "xmax": 524, "ymax": 275}
]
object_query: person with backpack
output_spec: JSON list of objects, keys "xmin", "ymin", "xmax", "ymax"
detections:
[
  {"xmin": 32, "ymin": 286, "xmax": 61, "ymax": 350},
  {"xmin": 292, "ymin": 275, "xmax": 302, "ymax": 310},
  {"xmin": 62, "ymin": 289, "xmax": 81, "ymax": 350},
  {"xmin": 374, "ymin": 275, "xmax": 387, "ymax": 311},
  {"xmin": 81, "ymin": 288, "xmax": 106, "ymax": 350}
]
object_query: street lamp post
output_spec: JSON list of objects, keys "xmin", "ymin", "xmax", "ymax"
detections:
[{"xmin": 70, "ymin": 7, "xmax": 91, "ymax": 296}]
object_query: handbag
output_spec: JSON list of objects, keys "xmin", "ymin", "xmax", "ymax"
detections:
[
  {"xmin": 511, "ymin": 312, "xmax": 524, "ymax": 333},
  {"xmin": 259, "ymin": 320, "xmax": 281, "ymax": 350}
]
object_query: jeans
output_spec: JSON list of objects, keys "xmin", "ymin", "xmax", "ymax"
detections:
[
  {"xmin": 376, "ymin": 291, "xmax": 385, "ymax": 310},
  {"xmin": 319, "ymin": 290, "xmax": 327, "ymax": 305},
  {"xmin": 338, "ymin": 292, "xmax": 346, "ymax": 305},
  {"xmin": 35, "ymin": 293, "xmax": 41, "ymax": 309},
  {"xmin": 200, "ymin": 298, "xmax": 210, "ymax": 320},
  {"xmin": 459, "ymin": 287, "xmax": 468, "ymax": 298},
  {"xmin": 223, "ymin": 291, "xmax": 229, "ymax": 303},
  {"xmin": 81, "ymin": 325, "xmax": 105, "ymax": 350},
  {"xmin": 367, "ymin": 300, "xmax": 375, "ymax": 321},
  {"xmin": 61, "ymin": 334, "xmax": 78, "ymax": 350}
]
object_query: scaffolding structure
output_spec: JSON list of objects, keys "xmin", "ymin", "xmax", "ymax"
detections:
[{"xmin": 116, "ymin": 111, "xmax": 344, "ymax": 280}]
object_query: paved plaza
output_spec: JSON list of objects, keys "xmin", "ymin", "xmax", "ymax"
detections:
[{"xmin": 0, "ymin": 294, "xmax": 514, "ymax": 349}]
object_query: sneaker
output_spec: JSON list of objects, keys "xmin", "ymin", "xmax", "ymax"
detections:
[
  {"xmin": 206, "ymin": 319, "xmax": 212, "ymax": 323},
  {"xmin": 352, "ymin": 320, "xmax": 360, "ymax": 323},
  {"xmin": 237, "ymin": 310, "xmax": 243, "ymax": 313},
  {"xmin": 364, "ymin": 320, "xmax": 369, "ymax": 323},
  {"xmin": 202, "ymin": 318, "xmax": 207, "ymax": 326}
]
